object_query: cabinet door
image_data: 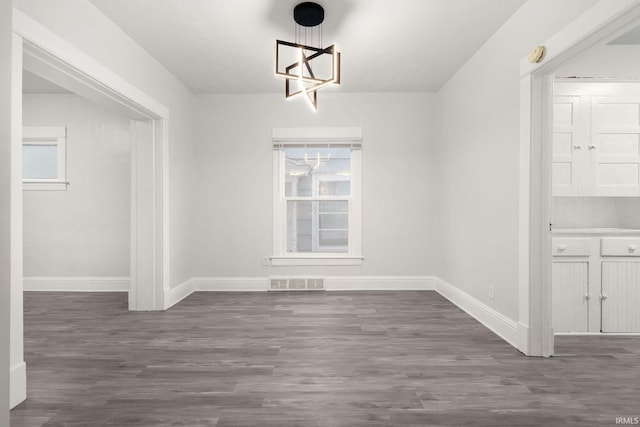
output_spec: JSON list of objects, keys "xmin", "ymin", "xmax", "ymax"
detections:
[
  {"xmin": 553, "ymin": 96, "xmax": 588, "ymax": 196},
  {"xmin": 552, "ymin": 261, "xmax": 589, "ymax": 332},
  {"xmin": 601, "ymin": 262, "xmax": 640, "ymax": 332},
  {"xmin": 591, "ymin": 97, "xmax": 640, "ymax": 196}
]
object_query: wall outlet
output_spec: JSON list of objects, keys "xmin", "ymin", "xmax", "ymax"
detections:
[
  {"xmin": 262, "ymin": 256, "xmax": 270, "ymax": 266},
  {"xmin": 489, "ymin": 285, "xmax": 495, "ymax": 299}
]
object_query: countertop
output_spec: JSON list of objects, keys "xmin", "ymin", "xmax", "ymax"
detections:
[{"xmin": 552, "ymin": 227, "xmax": 640, "ymax": 235}]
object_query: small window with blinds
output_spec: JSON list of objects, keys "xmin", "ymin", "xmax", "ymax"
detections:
[
  {"xmin": 22, "ymin": 126, "xmax": 68, "ymax": 191},
  {"xmin": 272, "ymin": 128, "xmax": 363, "ymax": 266}
]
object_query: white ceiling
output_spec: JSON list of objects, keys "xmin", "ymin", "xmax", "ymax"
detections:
[{"xmin": 87, "ymin": 0, "xmax": 525, "ymax": 94}]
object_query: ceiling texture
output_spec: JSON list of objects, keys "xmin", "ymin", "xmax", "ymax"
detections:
[{"xmin": 86, "ymin": 0, "xmax": 526, "ymax": 94}]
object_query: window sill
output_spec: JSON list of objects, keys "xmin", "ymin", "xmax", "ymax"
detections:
[
  {"xmin": 23, "ymin": 181, "xmax": 68, "ymax": 191},
  {"xmin": 270, "ymin": 256, "xmax": 363, "ymax": 266}
]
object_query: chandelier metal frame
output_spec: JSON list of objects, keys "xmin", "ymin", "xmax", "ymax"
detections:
[{"xmin": 274, "ymin": 2, "xmax": 341, "ymax": 111}]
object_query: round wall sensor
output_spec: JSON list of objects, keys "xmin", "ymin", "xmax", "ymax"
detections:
[{"xmin": 528, "ymin": 46, "xmax": 546, "ymax": 64}]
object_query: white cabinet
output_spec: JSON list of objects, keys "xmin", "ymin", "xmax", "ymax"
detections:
[
  {"xmin": 601, "ymin": 262, "xmax": 640, "ymax": 332},
  {"xmin": 552, "ymin": 261, "xmax": 589, "ymax": 332},
  {"xmin": 591, "ymin": 97, "xmax": 640, "ymax": 196},
  {"xmin": 552, "ymin": 234, "xmax": 640, "ymax": 333},
  {"xmin": 552, "ymin": 85, "xmax": 640, "ymax": 197},
  {"xmin": 552, "ymin": 96, "xmax": 587, "ymax": 196}
]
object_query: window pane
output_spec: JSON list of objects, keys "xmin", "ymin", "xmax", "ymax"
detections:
[
  {"xmin": 287, "ymin": 200, "xmax": 348, "ymax": 253},
  {"xmin": 319, "ymin": 201, "xmax": 348, "ymax": 213},
  {"xmin": 23, "ymin": 144, "xmax": 58, "ymax": 179},
  {"xmin": 319, "ymin": 213, "xmax": 348, "ymax": 229},
  {"xmin": 284, "ymin": 147, "xmax": 351, "ymax": 197},
  {"xmin": 319, "ymin": 230, "xmax": 348, "ymax": 247},
  {"xmin": 318, "ymin": 180, "xmax": 350, "ymax": 196}
]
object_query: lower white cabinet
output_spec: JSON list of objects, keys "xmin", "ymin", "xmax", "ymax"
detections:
[
  {"xmin": 601, "ymin": 262, "xmax": 640, "ymax": 333},
  {"xmin": 552, "ymin": 235, "xmax": 640, "ymax": 333},
  {"xmin": 552, "ymin": 261, "xmax": 589, "ymax": 332}
]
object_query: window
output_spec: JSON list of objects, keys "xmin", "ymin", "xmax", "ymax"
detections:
[
  {"xmin": 272, "ymin": 127, "xmax": 362, "ymax": 266},
  {"xmin": 22, "ymin": 126, "xmax": 68, "ymax": 191}
]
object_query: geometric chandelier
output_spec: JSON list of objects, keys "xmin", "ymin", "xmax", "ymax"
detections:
[{"xmin": 275, "ymin": 2, "xmax": 341, "ymax": 111}]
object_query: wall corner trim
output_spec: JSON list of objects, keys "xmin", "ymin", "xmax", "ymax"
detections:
[
  {"xmin": 434, "ymin": 278, "xmax": 519, "ymax": 349},
  {"xmin": 10, "ymin": 361, "xmax": 26, "ymax": 409}
]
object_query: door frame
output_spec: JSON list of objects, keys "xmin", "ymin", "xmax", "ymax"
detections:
[
  {"xmin": 10, "ymin": 8, "xmax": 170, "ymax": 407},
  {"xmin": 519, "ymin": 0, "xmax": 640, "ymax": 356}
]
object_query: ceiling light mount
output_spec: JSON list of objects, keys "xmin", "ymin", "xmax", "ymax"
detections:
[
  {"xmin": 275, "ymin": 2, "xmax": 340, "ymax": 111},
  {"xmin": 294, "ymin": 2, "xmax": 324, "ymax": 27}
]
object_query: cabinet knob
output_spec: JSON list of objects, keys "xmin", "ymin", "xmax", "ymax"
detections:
[
  {"xmin": 589, "ymin": 145, "xmax": 597, "ymax": 150},
  {"xmin": 584, "ymin": 293, "xmax": 591, "ymax": 300},
  {"xmin": 573, "ymin": 145, "xmax": 582, "ymax": 150},
  {"xmin": 629, "ymin": 245, "xmax": 637, "ymax": 252},
  {"xmin": 600, "ymin": 293, "xmax": 608, "ymax": 300},
  {"xmin": 557, "ymin": 244, "xmax": 567, "ymax": 251}
]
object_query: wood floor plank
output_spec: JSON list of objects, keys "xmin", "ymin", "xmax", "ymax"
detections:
[{"xmin": 10, "ymin": 291, "xmax": 640, "ymax": 426}]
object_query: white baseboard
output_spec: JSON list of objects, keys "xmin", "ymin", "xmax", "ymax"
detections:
[
  {"xmin": 517, "ymin": 321, "xmax": 530, "ymax": 355},
  {"xmin": 325, "ymin": 276, "xmax": 436, "ymax": 291},
  {"xmin": 555, "ymin": 332, "xmax": 640, "ymax": 336},
  {"xmin": 163, "ymin": 279, "xmax": 195, "ymax": 310},
  {"xmin": 192, "ymin": 277, "xmax": 269, "ymax": 292},
  {"xmin": 10, "ymin": 361, "xmax": 26, "ymax": 409},
  {"xmin": 434, "ymin": 278, "xmax": 519, "ymax": 349},
  {"xmin": 23, "ymin": 277, "xmax": 129, "ymax": 292}
]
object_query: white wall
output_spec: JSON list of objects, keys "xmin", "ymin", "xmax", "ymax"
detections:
[
  {"xmin": 555, "ymin": 44, "xmax": 640, "ymax": 78},
  {"xmin": 194, "ymin": 92, "xmax": 436, "ymax": 279},
  {"xmin": 553, "ymin": 197, "xmax": 640, "ymax": 228},
  {"xmin": 13, "ymin": 0, "xmax": 196, "ymax": 288},
  {"xmin": 22, "ymin": 94, "xmax": 130, "ymax": 278},
  {"xmin": 1, "ymin": 0, "xmax": 12, "ymax": 422},
  {"xmin": 435, "ymin": 0, "xmax": 600, "ymax": 320}
]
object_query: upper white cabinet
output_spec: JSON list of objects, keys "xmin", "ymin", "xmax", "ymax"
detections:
[
  {"xmin": 552, "ymin": 96, "xmax": 587, "ymax": 196},
  {"xmin": 591, "ymin": 97, "xmax": 640, "ymax": 196},
  {"xmin": 553, "ymin": 82, "xmax": 640, "ymax": 197}
]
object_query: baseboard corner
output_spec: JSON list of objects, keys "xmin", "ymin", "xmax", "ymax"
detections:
[
  {"xmin": 10, "ymin": 361, "xmax": 27, "ymax": 409},
  {"xmin": 517, "ymin": 321, "xmax": 531, "ymax": 355},
  {"xmin": 435, "ymin": 277, "xmax": 519, "ymax": 350},
  {"xmin": 164, "ymin": 279, "xmax": 195, "ymax": 310}
]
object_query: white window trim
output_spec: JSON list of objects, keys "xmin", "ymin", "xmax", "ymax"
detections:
[
  {"xmin": 272, "ymin": 127, "xmax": 363, "ymax": 266},
  {"xmin": 22, "ymin": 126, "xmax": 68, "ymax": 191}
]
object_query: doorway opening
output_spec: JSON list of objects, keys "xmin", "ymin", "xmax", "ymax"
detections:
[
  {"xmin": 22, "ymin": 70, "xmax": 133, "ymax": 295},
  {"xmin": 551, "ymin": 74, "xmax": 640, "ymax": 336},
  {"xmin": 522, "ymin": 2, "xmax": 640, "ymax": 357},
  {"xmin": 11, "ymin": 14, "xmax": 170, "ymax": 408}
]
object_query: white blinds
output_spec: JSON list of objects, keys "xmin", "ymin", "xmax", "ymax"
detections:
[{"xmin": 272, "ymin": 127, "xmax": 362, "ymax": 150}]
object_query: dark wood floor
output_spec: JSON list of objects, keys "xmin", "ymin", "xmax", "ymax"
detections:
[{"xmin": 10, "ymin": 291, "xmax": 640, "ymax": 426}]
